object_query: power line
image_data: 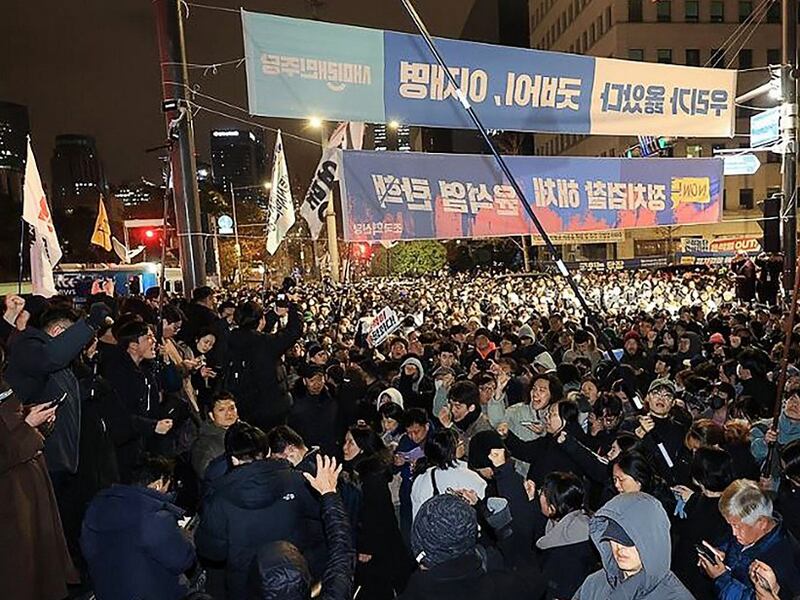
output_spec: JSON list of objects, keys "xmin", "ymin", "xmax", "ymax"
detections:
[{"xmin": 724, "ymin": 0, "xmax": 775, "ymax": 69}]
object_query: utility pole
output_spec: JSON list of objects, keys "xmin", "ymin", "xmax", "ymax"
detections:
[
  {"xmin": 229, "ymin": 182, "xmax": 243, "ymax": 284},
  {"xmin": 153, "ymin": 0, "xmax": 206, "ymax": 295},
  {"xmin": 781, "ymin": 0, "xmax": 798, "ymax": 293}
]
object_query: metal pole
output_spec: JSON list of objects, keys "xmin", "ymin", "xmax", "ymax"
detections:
[
  {"xmin": 153, "ymin": 0, "xmax": 206, "ymax": 296},
  {"xmin": 229, "ymin": 182, "xmax": 242, "ymax": 284},
  {"xmin": 319, "ymin": 124, "xmax": 341, "ymax": 283},
  {"xmin": 521, "ymin": 235, "xmax": 531, "ymax": 272},
  {"xmin": 781, "ymin": 0, "xmax": 798, "ymax": 292}
]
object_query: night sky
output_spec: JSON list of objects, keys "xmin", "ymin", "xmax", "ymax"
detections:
[{"xmin": 0, "ymin": 0, "xmax": 476, "ymax": 187}]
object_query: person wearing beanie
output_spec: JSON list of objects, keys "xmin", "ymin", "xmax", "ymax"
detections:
[
  {"xmin": 306, "ymin": 344, "xmax": 329, "ymax": 367},
  {"xmin": 400, "ymin": 494, "xmax": 543, "ymax": 600}
]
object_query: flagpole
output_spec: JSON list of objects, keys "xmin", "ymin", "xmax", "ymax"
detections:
[{"xmin": 17, "ymin": 220, "xmax": 25, "ymax": 295}]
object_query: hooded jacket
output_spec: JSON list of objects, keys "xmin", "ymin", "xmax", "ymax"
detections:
[
  {"xmin": 191, "ymin": 420, "xmax": 227, "ymax": 478},
  {"xmin": 196, "ymin": 458, "xmax": 320, "ymax": 600},
  {"xmin": 536, "ymin": 510, "xmax": 597, "ymax": 600},
  {"xmin": 80, "ymin": 484, "xmax": 196, "ymax": 600},
  {"xmin": 573, "ymin": 492, "xmax": 692, "ymax": 600}
]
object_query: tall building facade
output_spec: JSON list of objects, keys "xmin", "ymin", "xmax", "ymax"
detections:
[
  {"xmin": 210, "ymin": 129, "xmax": 267, "ymax": 204},
  {"xmin": 530, "ymin": 0, "xmax": 783, "ymax": 259},
  {"xmin": 51, "ymin": 134, "xmax": 107, "ymax": 211},
  {"xmin": 373, "ymin": 123, "xmax": 412, "ymax": 151},
  {"xmin": 0, "ymin": 101, "xmax": 30, "ymax": 280}
]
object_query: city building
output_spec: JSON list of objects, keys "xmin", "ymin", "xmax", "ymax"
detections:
[
  {"xmin": 529, "ymin": 0, "xmax": 783, "ymax": 260},
  {"xmin": 51, "ymin": 134, "xmax": 108, "ymax": 212},
  {"xmin": 113, "ymin": 182, "xmax": 156, "ymax": 209},
  {"xmin": 373, "ymin": 122, "xmax": 412, "ymax": 151},
  {"xmin": 210, "ymin": 129, "xmax": 268, "ymax": 204},
  {"xmin": 0, "ymin": 101, "xmax": 30, "ymax": 280}
]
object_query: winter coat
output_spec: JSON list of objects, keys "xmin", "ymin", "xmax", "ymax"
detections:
[
  {"xmin": 411, "ymin": 461, "xmax": 487, "ymax": 520},
  {"xmin": 225, "ymin": 307, "xmax": 302, "ymax": 428},
  {"xmin": 196, "ymin": 458, "xmax": 320, "ymax": 600},
  {"xmin": 248, "ymin": 492, "xmax": 355, "ymax": 600},
  {"xmin": 671, "ymin": 493, "xmax": 729, "ymax": 600},
  {"xmin": 573, "ymin": 492, "xmax": 692, "ymax": 600},
  {"xmin": 0, "ymin": 388, "xmax": 78, "ymax": 600},
  {"xmin": 81, "ymin": 484, "xmax": 196, "ymax": 600},
  {"xmin": 453, "ymin": 411, "xmax": 493, "ymax": 458},
  {"xmin": 713, "ymin": 517, "xmax": 800, "ymax": 600},
  {"xmin": 191, "ymin": 420, "xmax": 227, "ymax": 478},
  {"xmin": 505, "ymin": 424, "xmax": 588, "ymax": 486},
  {"xmin": 5, "ymin": 320, "xmax": 94, "ymax": 474},
  {"xmin": 536, "ymin": 510, "xmax": 597, "ymax": 600},
  {"xmin": 775, "ymin": 477, "xmax": 800, "ymax": 542},
  {"xmin": 398, "ymin": 548, "xmax": 541, "ymax": 600},
  {"xmin": 289, "ymin": 382, "xmax": 340, "ymax": 458}
]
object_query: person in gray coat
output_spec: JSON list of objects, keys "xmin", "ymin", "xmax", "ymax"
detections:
[
  {"xmin": 191, "ymin": 393, "xmax": 238, "ymax": 478},
  {"xmin": 573, "ymin": 492, "xmax": 694, "ymax": 600}
]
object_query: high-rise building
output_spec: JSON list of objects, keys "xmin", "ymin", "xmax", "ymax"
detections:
[
  {"xmin": 0, "ymin": 101, "xmax": 30, "ymax": 279},
  {"xmin": 210, "ymin": 129, "xmax": 267, "ymax": 203},
  {"xmin": 113, "ymin": 182, "xmax": 155, "ymax": 209},
  {"xmin": 530, "ymin": 0, "xmax": 781, "ymax": 260},
  {"xmin": 51, "ymin": 134, "xmax": 107, "ymax": 212},
  {"xmin": 373, "ymin": 122, "xmax": 412, "ymax": 151}
]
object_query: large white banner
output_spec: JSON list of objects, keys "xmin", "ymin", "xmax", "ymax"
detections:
[{"xmin": 266, "ymin": 131, "xmax": 295, "ymax": 255}]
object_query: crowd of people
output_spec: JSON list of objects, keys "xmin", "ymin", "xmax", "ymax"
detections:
[{"xmin": 2, "ymin": 264, "xmax": 800, "ymax": 600}]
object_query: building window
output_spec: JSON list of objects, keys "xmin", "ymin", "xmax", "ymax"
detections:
[
  {"xmin": 597, "ymin": 15, "xmax": 604, "ymax": 36},
  {"xmin": 711, "ymin": 1, "xmax": 725, "ymax": 22},
  {"xmin": 628, "ymin": 48, "xmax": 644, "ymax": 61},
  {"xmin": 590, "ymin": 22, "xmax": 596, "ymax": 45},
  {"xmin": 686, "ymin": 144, "xmax": 703, "ymax": 158},
  {"xmin": 628, "ymin": 0, "xmax": 643, "ymax": 22},
  {"xmin": 739, "ymin": 49, "xmax": 753, "ymax": 69},
  {"xmin": 767, "ymin": 2, "xmax": 780, "ymax": 23},
  {"xmin": 605, "ymin": 6, "xmax": 612, "ymax": 28},
  {"xmin": 739, "ymin": 1, "xmax": 752, "ymax": 23},
  {"xmin": 685, "ymin": 0, "xmax": 699, "ymax": 22},
  {"xmin": 767, "ymin": 48, "xmax": 781, "ymax": 64},
  {"xmin": 657, "ymin": 49, "xmax": 673, "ymax": 64},
  {"xmin": 568, "ymin": 4, "xmax": 574, "ymax": 22},
  {"xmin": 739, "ymin": 188, "xmax": 754, "ymax": 209},
  {"xmin": 657, "ymin": 0, "xmax": 672, "ymax": 22},
  {"xmin": 685, "ymin": 49, "xmax": 700, "ymax": 66},
  {"xmin": 582, "ymin": 30, "xmax": 588, "ymax": 49}
]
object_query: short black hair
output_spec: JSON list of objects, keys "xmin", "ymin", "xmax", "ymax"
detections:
[
  {"xmin": 225, "ymin": 422, "xmax": 268, "ymax": 464},
  {"xmin": 541, "ymin": 471, "xmax": 585, "ymax": 519},
  {"xmin": 379, "ymin": 401, "xmax": 404, "ymax": 422},
  {"xmin": 448, "ymin": 380, "xmax": 480, "ymax": 407},
  {"xmin": 210, "ymin": 392, "xmax": 236, "ymax": 410},
  {"xmin": 235, "ymin": 301, "xmax": 264, "ymax": 331},
  {"xmin": 424, "ymin": 428, "xmax": 459, "ymax": 469},
  {"xmin": 129, "ymin": 455, "xmax": 174, "ymax": 487},
  {"xmin": 39, "ymin": 307, "xmax": 79, "ymax": 332},
  {"xmin": 116, "ymin": 321, "xmax": 152, "ymax": 350},
  {"xmin": 219, "ymin": 300, "xmax": 236, "ymax": 313},
  {"xmin": 402, "ymin": 407, "xmax": 428, "ymax": 428},
  {"xmin": 162, "ymin": 304, "xmax": 185, "ymax": 325},
  {"xmin": 691, "ymin": 447, "xmax": 734, "ymax": 493},
  {"xmin": 266, "ymin": 425, "xmax": 306, "ymax": 455},
  {"xmin": 192, "ymin": 286, "xmax": 215, "ymax": 303}
]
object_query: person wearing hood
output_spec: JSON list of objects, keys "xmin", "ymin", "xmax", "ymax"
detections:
[
  {"xmin": 289, "ymin": 364, "xmax": 340, "ymax": 459},
  {"xmin": 461, "ymin": 328, "xmax": 497, "ymax": 371},
  {"xmin": 191, "ymin": 392, "xmax": 239, "ymax": 479},
  {"xmin": 573, "ymin": 492, "xmax": 692, "ymax": 599},
  {"xmin": 535, "ymin": 472, "xmax": 597, "ymax": 600},
  {"xmin": 400, "ymin": 494, "xmax": 544, "ymax": 600},
  {"xmin": 80, "ymin": 456, "xmax": 196, "ymax": 600},
  {"xmin": 751, "ymin": 389, "xmax": 800, "ymax": 478},
  {"xmin": 620, "ymin": 331, "xmax": 653, "ymax": 395},
  {"xmin": 438, "ymin": 380, "xmax": 493, "ymax": 458},
  {"xmin": 196, "ymin": 422, "xmax": 321, "ymax": 600},
  {"xmin": 247, "ymin": 454, "xmax": 355, "ymax": 600},
  {"xmin": 737, "ymin": 348, "xmax": 776, "ymax": 419},
  {"xmin": 517, "ymin": 324, "xmax": 548, "ymax": 364},
  {"xmin": 394, "ymin": 356, "xmax": 434, "ymax": 413}
]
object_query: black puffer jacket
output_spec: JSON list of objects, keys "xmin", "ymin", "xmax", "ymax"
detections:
[{"xmin": 248, "ymin": 492, "xmax": 354, "ymax": 600}]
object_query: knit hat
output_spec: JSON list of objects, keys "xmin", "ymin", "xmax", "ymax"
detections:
[
  {"xmin": 518, "ymin": 324, "xmax": 535, "ymax": 341},
  {"xmin": 411, "ymin": 495, "xmax": 478, "ymax": 568},
  {"xmin": 623, "ymin": 330, "xmax": 640, "ymax": 343},
  {"xmin": 708, "ymin": 332, "xmax": 726, "ymax": 345},
  {"xmin": 468, "ymin": 430, "xmax": 505, "ymax": 470}
]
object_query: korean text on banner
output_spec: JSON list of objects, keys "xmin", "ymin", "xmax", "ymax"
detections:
[
  {"xmin": 266, "ymin": 131, "xmax": 295, "ymax": 255},
  {"xmin": 367, "ymin": 307, "xmax": 403, "ymax": 347},
  {"xmin": 241, "ymin": 11, "xmax": 736, "ymax": 138},
  {"xmin": 337, "ymin": 151, "xmax": 723, "ymax": 242}
]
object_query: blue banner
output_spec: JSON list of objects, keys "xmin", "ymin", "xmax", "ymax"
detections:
[
  {"xmin": 242, "ymin": 11, "xmax": 737, "ymax": 137},
  {"xmin": 338, "ymin": 151, "xmax": 723, "ymax": 242}
]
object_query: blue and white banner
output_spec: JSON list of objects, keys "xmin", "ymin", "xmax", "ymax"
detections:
[
  {"xmin": 337, "ymin": 150, "xmax": 723, "ymax": 242},
  {"xmin": 242, "ymin": 11, "xmax": 736, "ymax": 137}
]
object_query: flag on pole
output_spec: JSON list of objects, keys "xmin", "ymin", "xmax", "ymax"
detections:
[
  {"xmin": 266, "ymin": 130, "xmax": 295, "ymax": 255},
  {"xmin": 91, "ymin": 196, "xmax": 113, "ymax": 251},
  {"xmin": 23, "ymin": 138, "xmax": 62, "ymax": 297},
  {"xmin": 300, "ymin": 122, "xmax": 364, "ymax": 240},
  {"xmin": 112, "ymin": 237, "xmax": 145, "ymax": 264}
]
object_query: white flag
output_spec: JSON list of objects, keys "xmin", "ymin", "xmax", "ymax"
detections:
[
  {"xmin": 299, "ymin": 122, "xmax": 363, "ymax": 240},
  {"xmin": 266, "ymin": 131, "xmax": 295, "ymax": 255},
  {"xmin": 23, "ymin": 139, "xmax": 62, "ymax": 297}
]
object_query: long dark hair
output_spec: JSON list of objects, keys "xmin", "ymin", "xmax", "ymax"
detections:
[
  {"xmin": 348, "ymin": 424, "xmax": 391, "ymax": 469},
  {"xmin": 614, "ymin": 451, "xmax": 658, "ymax": 492}
]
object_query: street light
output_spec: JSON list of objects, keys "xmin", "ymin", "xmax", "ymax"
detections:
[
  {"xmin": 263, "ymin": 181, "xmax": 272, "ymax": 191},
  {"xmin": 388, "ymin": 120, "xmax": 400, "ymax": 130},
  {"xmin": 308, "ymin": 116, "xmax": 323, "ymax": 129}
]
